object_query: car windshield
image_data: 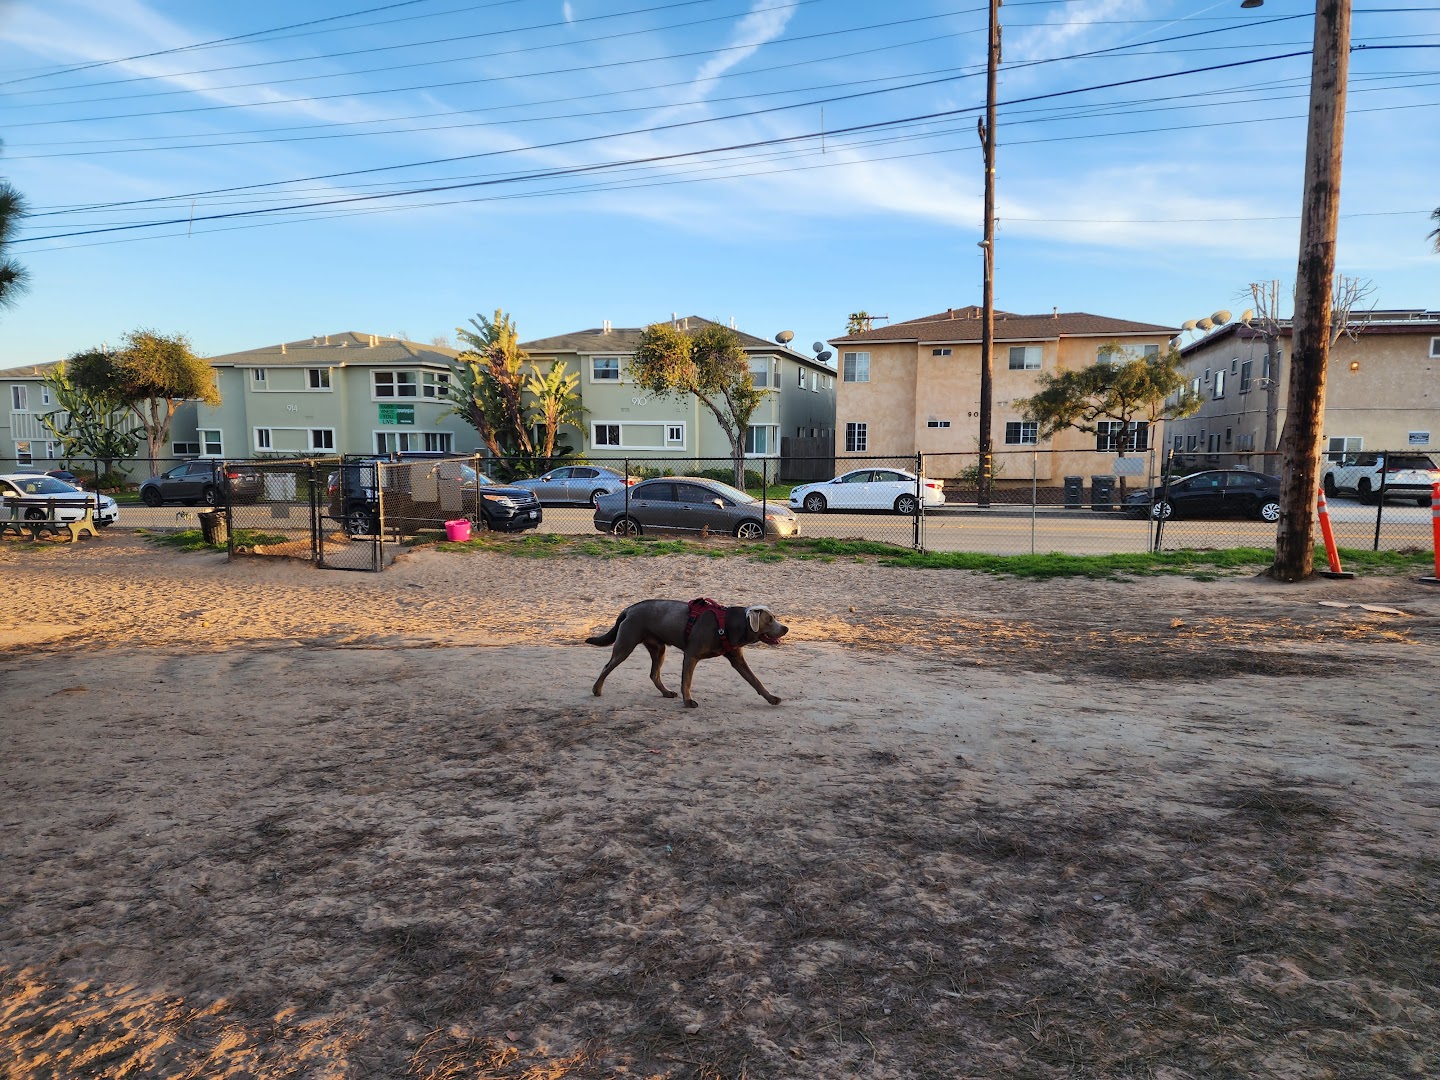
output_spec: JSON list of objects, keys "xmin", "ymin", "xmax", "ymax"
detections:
[
  {"xmin": 10, "ymin": 476, "xmax": 78, "ymax": 495},
  {"xmin": 699, "ymin": 479, "xmax": 753, "ymax": 504}
]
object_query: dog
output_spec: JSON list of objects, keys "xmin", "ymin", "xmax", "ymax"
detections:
[{"xmin": 587, "ymin": 598, "xmax": 788, "ymax": 708}]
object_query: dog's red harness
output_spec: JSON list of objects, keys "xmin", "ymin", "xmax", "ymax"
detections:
[{"xmin": 686, "ymin": 597, "xmax": 738, "ymax": 653}]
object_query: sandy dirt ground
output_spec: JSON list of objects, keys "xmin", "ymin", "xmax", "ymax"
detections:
[{"xmin": 2, "ymin": 533, "xmax": 1438, "ymax": 1079}]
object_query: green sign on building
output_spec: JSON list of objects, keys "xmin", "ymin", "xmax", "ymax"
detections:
[{"xmin": 378, "ymin": 403, "xmax": 415, "ymax": 425}]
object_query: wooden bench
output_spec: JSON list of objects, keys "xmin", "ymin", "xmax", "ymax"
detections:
[{"xmin": 1, "ymin": 495, "xmax": 101, "ymax": 542}]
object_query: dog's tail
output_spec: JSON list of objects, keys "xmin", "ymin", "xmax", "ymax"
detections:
[{"xmin": 585, "ymin": 613, "xmax": 624, "ymax": 647}]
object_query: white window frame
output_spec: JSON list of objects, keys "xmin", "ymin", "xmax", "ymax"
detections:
[
  {"xmin": 1095, "ymin": 421, "xmax": 1149, "ymax": 453},
  {"xmin": 199, "ymin": 429, "xmax": 224, "ymax": 456},
  {"xmin": 1004, "ymin": 421, "xmax": 1038, "ymax": 445},
  {"xmin": 372, "ymin": 370, "xmax": 419, "ymax": 399},
  {"xmin": 665, "ymin": 424, "xmax": 685, "ymax": 447},
  {"xmin": 593, "ymin": 423, "xmax": 621, "ymax": 447},
  {"xmin": 842, "ymin": 352, "xmax": 870, "ymax": 383},
  {"xmin": 1106, "ymin": 343, "xmax": 1160, "ymax": 362},
  {"xmin": 932, "ymin": 348, "xmax": 953, "ymax": 357},
  {"xmin": 1430, "ymin": 337, "xmax": 1440, "ymax": 359},
  {"xmin": 1239, "ymin": 360, "xmax": 1253, "ymax": 393},
  {"xmin": 306, "ymin": 368, "xmax": 332, "ymax": 391},
  {"xmin": 173, "ymin": 441, "xmax": 200, "ymax": 455},
  {"xmin": 845, "ymin": 421, "xmax": 867, "ymax": 452},
  {"xmin": 591, "ymin": 356, "xmax": 622, "ymax": 382},
  {"xmin": 798, "ymin": 366, "xmax": 807, "ymax": 388},
  {"xmin": 422, "ymin": 371, "xmax": 450, "ymax": 399},
  {"xmin": 1326, "ymin": 435, "xmax": 1363, "ymax": 461},
  {"xmin": 255, "ymin": 427, "xmax": 273, "ymax": 451},
  {"xmin": 1008, "ymin": 346, "xmax": 1042, "ymax": 371},
  {"xmin": 251, "ymin": 367, "xmax": 268, "ymax": 388},
  {"xmin": 926, "ymin": 419, "xmax": 952, "ymax": 429},
  {"xmin": 1214, "ymin": 370, "xmax": 1225, "ymax": 399},
  {"xmin": 423, "ymin": 432, "xmax": 453, "ymax": 453},
  {"xmin": 40, "ymin": 385, "xmax": 52, "ymax": 407},
  {"xmin": 744, "ymin": 424, "xmax": 779, "ymax": 456},
  {"xmin": 10, "ymin": 385, "xmax": 28, "ymax": 411},
  {"xmin": 310, "ymin": 428, "xmax": 336, "ymax": 451}
]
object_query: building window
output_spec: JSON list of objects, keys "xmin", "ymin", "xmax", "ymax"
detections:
[
  {"xmin": 10, "ymin": 386, "xmax": 27, "ymax": 411},
  {"xmin": 845, "ymin": 422, "xmax": 867, "ymax": 452},
  {"xmin": 798, "ymin": 367, "xmax": 807, "ymax": 387},
  {"xmin": 1005, "ymin": 421, "xmax": 1038, "ymax": 445},
  {"xmin": 745, "ymin": 425, "xmax": 778, "ymax": 455},
  {"xmin": 1326, "ymin": 436, "xmax": 1362, "ymax": 461},
  {"xmin": 1172, "ymin": 434, "xmax": 1183, "ymax": 451},
  {"xmin": 1239, "ymin": 360, "xmax": 1253, "ymax": 393},
  {"xmin": 307, "ymin": 368, "xmax": 331, "ymax": 390},
  {"xmin": 842, "ymin": 352, "xmax": 870, "ymax": 383},
  {"xmin": 373, "ymin": 371, "xmax": 418, "ymax": 398},
  {"xmin": 666, "ymin": 424, "xmax": 684, "ymax": 446},
  {"xmin": 748, "ymin": 357, "xmax": 770, "ymax": 387},
  {"xmin": 1214, "ymin": 370, "xmax": 1225, "ymax": 399},
  {"xmin": 255, "ymin": 428, "xmax": 273, "ymax": 450},
  {"xmin": 199, "ymin": 429, "xmax": 223, "ymax": 456},
  {"xmin": 1208, "ymin": 433, "xmax": 1220, "ymax": 453},
  {"xmin": 1231, "ymin": 359, "xmax": 1239, "ymax": 374},
  {"xmin": 1225, "ymin": 427, "xmax": 1232, "ymax": 446},
  {"xmin": 932, "ymin": 347, "xmax": 952, "ymax": 356},
  {"xmin": 311, "ymin": 429, "xmax": 335, "ymax": 451},
  {"xmin": 423, "ymin": 432, "xmax": 453, "ymax": 453},
  {"xmin": 1095, "ymin": 421, "xmax": 1148, "ymax": 452},
  {"xmin": 422, "ymin": 371, "xmax": 450, "ymax": 399},
  {"xmin": 1430, "ymin": 337, "xmax": 1440, "ymax": 358},
  {"xmin": 926, "ymin": 419, "xmax": 952, "ymax": 429},
  {"xmin": 1008, "ymin": 346, "xmax": 1042, "ymax": 370},
  {"xmin": 40, "ymin": 385, "xmax": 52, "ymax": 406},
  {"xmin": 1104, "ymin": 343, "xmax": 1160, "ymax": 361},
  {"xmin": 1186, "ymin": 435, "xmax": 1197, "ymax": 451},
  {"xmin": 592, "ymin": 356, "xmax": 621, "ymax": 381},
  {"xmin": 174, "ymin": 441, "xmax": 200, "ymax": 455},
  {"xmin": 252, "ymin": 368, "xmax": 267, "ymax": 387},
  {"xmin": 1191, "ymin": 376, "xmax": 1201, "ymax": 398},
  {"xmin": 594, "ymin": 423, "xmax": 621, "ymax": 447}
]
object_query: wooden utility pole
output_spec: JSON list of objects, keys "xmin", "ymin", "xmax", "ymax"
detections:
[
  {"xmin": 1273, "ymin": 0, "xmax": 1350, "ymax": 581},
  {"xmin": 977, "ymin": 0, "xmax": 1000, "ymax": 508}
]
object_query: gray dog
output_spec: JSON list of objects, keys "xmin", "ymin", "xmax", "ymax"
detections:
[{"xmin": 586, "ymin": 597, "xmax": 788, "ymax": 708}]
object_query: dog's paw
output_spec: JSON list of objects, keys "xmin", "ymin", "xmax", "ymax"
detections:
[
  {"xmin": 766, "ymin": 694, "xmax": 782, "ymax": 705},
  {"xmin": 661, "ymin": 690, "xmax": 678, "ymax": 699},
  {"xmin": 684, "ymin": 699, "xmax": 699, "ymax": 709}
]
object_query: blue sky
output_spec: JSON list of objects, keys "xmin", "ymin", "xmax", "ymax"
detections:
[{"xmin": 1, "ymin": 0, "xmax": 1436, "ymax": 366}]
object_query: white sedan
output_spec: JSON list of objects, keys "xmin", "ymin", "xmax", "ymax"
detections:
[
  {"xmin": 789, "ymin": 468, "xmax": 946, "ymax": 515},
  {"xmin": 0, "ymin": 473, "xmax": 120, "ymax": 527}
]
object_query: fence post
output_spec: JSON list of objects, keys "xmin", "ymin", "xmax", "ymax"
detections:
[
  {"xmin": 914, "ymin": 453, "xmax": 922, "ymax": 550},
  {"xmin": 1030, "ymin": 451, "xmax": 1038, "ymax": 556},
  {"xmin": 1372, "ymin": 454, "xmax": 1387, "ymax": 551}
]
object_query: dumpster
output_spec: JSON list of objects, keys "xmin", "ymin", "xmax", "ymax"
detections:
[
  {"xmin": 1090, "ymin": 475, "xmax": 1116, "ymax": 511},
  {"xmin": 1063, "ymin": 476, "xmax": 1084, "ymax": 508},
  {"xmin": 199, "ymin": 510, "xmax": 229, "ymax": 546}
]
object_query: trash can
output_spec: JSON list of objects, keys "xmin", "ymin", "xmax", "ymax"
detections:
[
  {"xmin": 1063, "ymin": 476, "xmax": 1084, "ymax": 508},
  {"xmin": 198, "ymin": 510, "xmax": 228, "ymax": 547},
  {"xmin": 1090, "ymin": 475, "xmax": 1116, "ymax": 511}
]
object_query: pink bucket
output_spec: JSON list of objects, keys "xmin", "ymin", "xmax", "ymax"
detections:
[{"xmin": 444, "ymin": 519, "xmax": 471, "ymax": 542}]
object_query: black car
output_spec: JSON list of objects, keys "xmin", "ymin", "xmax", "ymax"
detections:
[
  {"xmin": 139, "ymin": 460, "xmax": 264, "ymax": 507},
  {"xmin": 327, "ymin": 457, "xmax": 542, "ymax": 537},
  {"xmin": 1123, "ymin": 469, "xmax": 1282, "ymax": 522}
]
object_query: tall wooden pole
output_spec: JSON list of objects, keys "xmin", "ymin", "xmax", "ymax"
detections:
[
  {"xmin": 1273, "ymin": 0, "xmax": 1350, "ymax": 581},
  {"xmin": 977, "ymin": 0, "xmax": 1000, "ymax": 508}
]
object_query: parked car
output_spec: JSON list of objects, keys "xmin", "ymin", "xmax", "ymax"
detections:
[
  {"xmin": 511, "ymin": 465, "xmax": 639, "ymax": 506},
  {"xmin": 1322, "ymin": 451, "xmax": 1439, "ymax": 506},
  {"xmin": 789, "ymin": 468, "xmax": 946, "ymax": 514},
  {"xmin": 593, "ymin": 476, "xmax": 798, "ymax": 539},
  {"xmin": 327, "ymin": 457, "xmax": 542, "ymax": 537},
  {"xmin": 1123, "ymin": 469, "xmax": 1282, "ymax": 522},
  {"xmin": 1, "ymin": 473, "xmax": 119, "ymax": 527},
  {"xmin": 46, "ymin": 469, "xmax": 81, "ymax": 486},
  {"xmin": 139, "ymin": 460, "xmax": 263, "ymax": 507}
]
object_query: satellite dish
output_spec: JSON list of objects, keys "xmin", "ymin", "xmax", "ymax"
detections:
[
  {"xmin": 1239, "ymin": 308, "xmax": 1255, "ymax": 326},
  {"xmin": 775, "ymin": 330, "xmax": 795, "ymax": 345},
  {"xmin": 1182, "ymin": 319, "xmax": 1197, "ymax": 331},
  {"xmin": 1212, "ymin": 309, "xmax": 1232, "ymax": 325},
  {"xmin": 812, "ymin": 341, "xmax": 825, "ymax": 353},
  {"xmin": 817, "ymin": 350, "xmax": 833, "ymax": 363},
  {"xmin": 1197, "ymin": 317, "xmax": 1215, "ymax": 331}
]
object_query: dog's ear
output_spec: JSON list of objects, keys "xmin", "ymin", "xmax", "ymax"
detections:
[{"xmin": 747, "ymin": 606, "xmax": 769, "ymax": 633}]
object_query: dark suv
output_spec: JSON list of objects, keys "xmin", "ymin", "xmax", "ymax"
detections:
[
  {"xmin": 327, "ymin": 455, "xmax": 542, "ymax": 537},
  {"xmin": 139, "ymin": 460, "xmax": 264, "ymax": 507}
]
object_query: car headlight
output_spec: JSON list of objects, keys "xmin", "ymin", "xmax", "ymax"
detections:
[{"xmin": 481, "ymin": 493, "xmax": 517, "ymax": 508}]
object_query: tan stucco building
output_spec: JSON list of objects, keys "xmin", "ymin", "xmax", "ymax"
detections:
[
  {"xmin": 829, "ymin": 307, "xmax": 1179, "ymax": 487},
  {"xmin": 1170, "ymin": 310, "xmax": 1440, "ymax": 466}
]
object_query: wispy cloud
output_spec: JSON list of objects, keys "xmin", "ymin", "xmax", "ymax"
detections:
[{"xmin": 691, "ymin": 0, "xmax": 799, "ymax": 89}]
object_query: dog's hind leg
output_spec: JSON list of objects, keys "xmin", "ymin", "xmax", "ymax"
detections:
[
  {"xmin": 645, "ymin": 642, "xmax": 677, "ymax": 698},
  {"xmin": 726, "ymin": 650, "xmax": 782, "ymax": 705},
  {"xmin": 591, "ymin": 637, "xmax": 640, "ymax": 697}
]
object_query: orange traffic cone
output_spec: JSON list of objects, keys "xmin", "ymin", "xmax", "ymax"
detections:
[
  {"xmin": 1316, "ymin": 486, "xmax": 1355, "ymax": 580},
  {"xmin": 1422, "ymin": 482, "xmax": 1440, "ymax": 586}
]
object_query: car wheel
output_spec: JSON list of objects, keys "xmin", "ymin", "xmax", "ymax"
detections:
[
  {"xmin": 1322, "ymin": 473, "xmax": 1338, "ymax": 498},
  {"xmin": 96, "ymin": 521, "xmax": 112, "ymax": 529},
  {"xmin": 201, "ymin": 485, "xmax": 217, "ymax": 507},
  {"xmin": 1419, "ymin": 497, "xmax": 1433, "ymax": 508},
  {"xmin": 1258, "ymin": 500, "xmax": 1281, "ymax": 523},
  {"xmin": 802, "ymin": 492, "xmax": 827, "ymax": 513},
  {"xmin": 141, "ymin": 488, "xmax": 163, "ymax": 507},
  {"xmin": 894, "ymin": 493, "xmax": 919, "ymax": 516},
  {"xmin": 1357, "ymin": 479, "xmax": 1376, "ymax": 505},
  {"xmin": 611, "ymin": 516, "xmax": 641, "ymax": 537},
  {"xmin": 344, "ymin": 509, "xmax": 376, "ymax": 537},
  {"xmin": 590, "ymin": 489, "xmax": 607, "ymax": 507},
  {"xmin": 734, "ymin": 519, "xmax": 765, "ymax": 540},
  {"xmin": 23, "ymin": 507, "xmax": 46, "ymax": 521},
  {"xmin": 1150, "ymin": 500, "xmax": 1173, "ymax": 521}
]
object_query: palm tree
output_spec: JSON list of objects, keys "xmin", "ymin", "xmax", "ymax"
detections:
[
  {"xmin": 0, "ymin": 181, "xmax": 29, "ymax": 313},
  {"xmin": 525, "ymin": 360, "xmax": 585, "ymax": 460},
  {"xmin": 1429, "ymin": 207, "xmax": 1440, "ymax": 253}
]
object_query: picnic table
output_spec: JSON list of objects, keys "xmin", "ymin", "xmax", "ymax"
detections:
[{"xmin": 1, "ymin": 494, "xmax": 102, "ymax": 542}]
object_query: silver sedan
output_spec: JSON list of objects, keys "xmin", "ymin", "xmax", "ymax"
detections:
[{"xmin": 511, "ymin": 465, "xmax": 638, "ymax": 506}]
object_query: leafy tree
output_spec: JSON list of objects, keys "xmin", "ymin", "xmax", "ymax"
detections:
[
  {"xmin": 68, "ymin": 330, "xmax": 221, "ymax": 465},
  {"xmin": 1015, "ymin": 343, "xmax": 1202, "ymax": 491},
  {"xmin": 448, "ymin": 309, "xmax": 582, "ymax": 478},
  {"xmin": 846, "ymin": 311, "xmax": 872, "ymax": 335},
  {"xmin": 629, "ymin": 319, "xmax": 766, "ymax": 485},
  {"xmin": 0, "ymin": 178, "xmax": 28, "ymax": 314},
  {"xmin": 39, "ymin": 353, "xmax": 142, "ymax": 470}
]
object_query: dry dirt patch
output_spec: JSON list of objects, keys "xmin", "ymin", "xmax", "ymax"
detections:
[{"xmin": 2, "ymin": 536, "xmax": 1438, "ymax": 1078}]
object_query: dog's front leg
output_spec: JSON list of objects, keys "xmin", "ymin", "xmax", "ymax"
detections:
[
  {"xmin": 679, "ymin": 653, "xmax": 702, "ymax": 708},
  {"xmin": 726, "ymin": 651, "xmax": 782, "ymax": 705},
  {"xmin": 645, "ymin": 642, "xmax": 677, "ymax": 698}
]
